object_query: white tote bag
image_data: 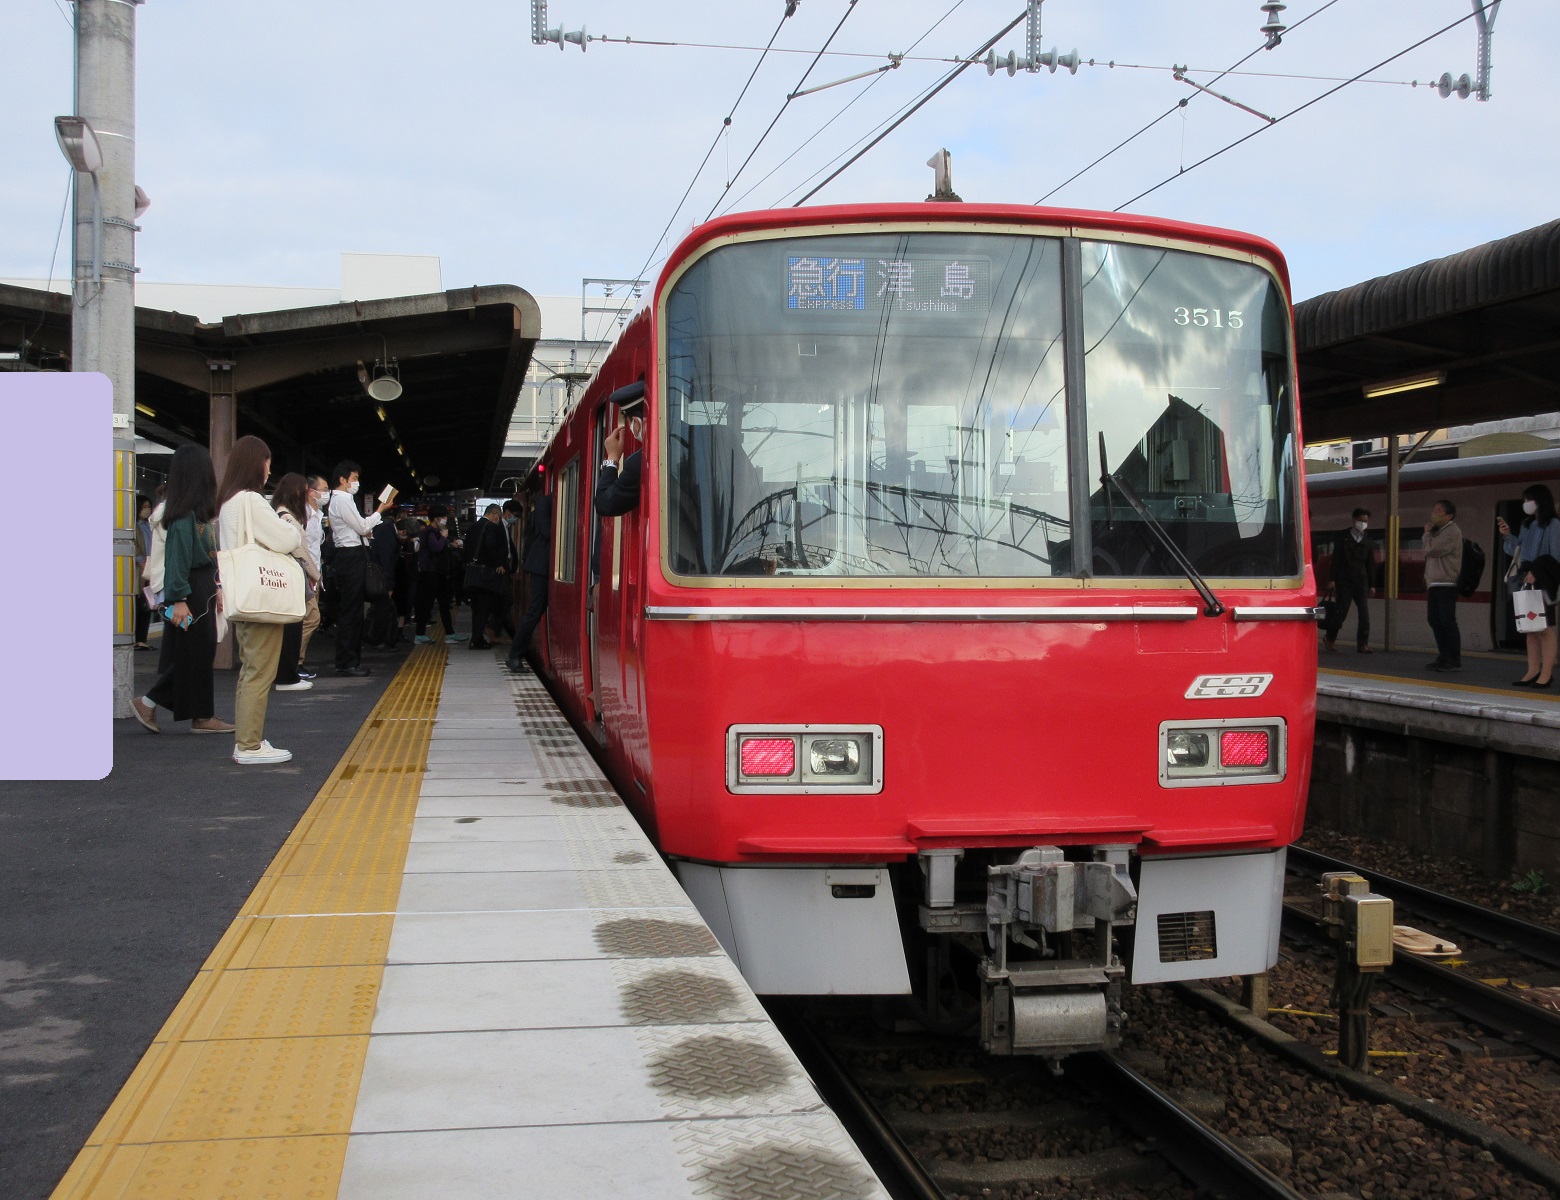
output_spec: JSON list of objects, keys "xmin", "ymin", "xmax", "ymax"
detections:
[
  {"xmin": 1513, "ymin": 587, "xmax": 1549, "ymax": 634},
  {"xmin": 217, "ymin": 497, "xmax": 305, "ymax": 624}
]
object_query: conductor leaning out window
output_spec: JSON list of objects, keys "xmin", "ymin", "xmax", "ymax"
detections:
[
  {"xmin": 595, "ymin": 382, "xmax": 645, "ymax": 518},
  {"xmin": 590, "ymin": 381, "xmax": 646, "ymax": 583}
]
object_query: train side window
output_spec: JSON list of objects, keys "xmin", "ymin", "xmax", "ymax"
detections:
[{"xmin": 553, "ymin": 460, "xmax": 579, "ymax": 583}]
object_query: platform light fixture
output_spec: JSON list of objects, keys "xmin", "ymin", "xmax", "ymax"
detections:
[{"xmin": 1361, "ymin": 370, "xmax": 1445, "ymax": 400}]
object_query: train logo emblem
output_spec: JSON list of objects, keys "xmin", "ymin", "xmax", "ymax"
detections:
[{"xmin": 1185, "ymin": 674, "xmax": 1273, "ymax": 699}]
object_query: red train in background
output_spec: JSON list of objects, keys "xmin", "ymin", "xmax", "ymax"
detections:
[{"xmin": 523, "ymin": 202, "xmax": 1317, "ymax": 1057}]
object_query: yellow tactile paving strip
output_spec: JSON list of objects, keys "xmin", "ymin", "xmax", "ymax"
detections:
[{"xmin": 50, "ymin": 645, "xmax": 446, "ymax": 1200}]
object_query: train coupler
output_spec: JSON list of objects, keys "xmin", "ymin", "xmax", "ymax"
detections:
[{"xmin": 975, "ymin": 846, "xmax": 1137, "ymax": 1056}]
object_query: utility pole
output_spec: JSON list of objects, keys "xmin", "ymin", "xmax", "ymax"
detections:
[{"xmin": 69, "ymin": 0, "xmax": 143, "ymax": 717}]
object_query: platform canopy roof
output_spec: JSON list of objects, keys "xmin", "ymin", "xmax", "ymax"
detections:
[
  {"xmin": 1295, "ymin": 218, "xmax": 1560, "ymax": 444},
  {"xmin": 0, "ymin": 283, "xmax": 540, "ymax": 493}
]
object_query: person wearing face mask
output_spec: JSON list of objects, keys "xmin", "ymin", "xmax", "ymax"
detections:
[
  {"xmin": 413, "ymin": 504, "xmax": 464, "ymax": 644},
  {"xmin": 1421, "ymin": 499, "xmax": 1463, "ymax": 673},
  {"xmin": 1323, "ymin": 507, "xmax": 1377, "ymax": 654},
  {"xmin": 1498, "ymin": 483, "xmax": 1560, "ymax": 687},
  {"xmin": 296, "ymin": 475, "xmax": 328, "ymax": 669},
  {"xmin": 327, "ymin": 459, "xmax": 396, "ymax": 676}
]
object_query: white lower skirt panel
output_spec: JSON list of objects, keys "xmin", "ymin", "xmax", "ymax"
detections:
[
  {"xmin": 674, "ymin": 863, "xmax": 912, "ymax": 995},
  {"xmin": 1130, "ymin": 847, "xmax": 1287, "ymax": 984}
]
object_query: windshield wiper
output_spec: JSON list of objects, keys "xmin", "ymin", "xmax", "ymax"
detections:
[{"xmin": 1097, "ymin": 434, "xmax": 1226, "ymax": 617}]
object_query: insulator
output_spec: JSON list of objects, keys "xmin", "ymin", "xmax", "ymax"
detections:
[
  {"xmin": 1260, "ymin": 1, "xmax": 1286, "ymax": 46},
  {"xmin": 1436, "ymin": 71, "xmax": 1474, "ymax": 99}
]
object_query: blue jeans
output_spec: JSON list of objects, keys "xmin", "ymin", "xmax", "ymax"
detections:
[{"xmin": 1427, "ymin": 586, "xmax": 1461, "ymax": 664}]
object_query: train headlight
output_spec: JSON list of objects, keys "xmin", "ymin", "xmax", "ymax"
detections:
[
  {"xmin": 727, "ymin": 724, "xmax": 884, "ymax": 794},
  {"xmin": 809, "ymin": 738, "xmax": 861, "ymax": 775},
  {"xmin": 1159, "ymin": 719, "xmax": 1286, "ymax": 788},
  {"xmin": 1165, "ymin": 731, "xmax": 1209, "ymax": 768}
]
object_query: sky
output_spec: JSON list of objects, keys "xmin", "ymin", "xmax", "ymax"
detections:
[{"xmin": 2, "ymin": 0, "xmax": 1554, "ymax": 308}]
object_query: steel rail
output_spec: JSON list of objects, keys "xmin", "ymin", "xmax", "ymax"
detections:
[
  {"xmin": 764, "ymin": 1001, "xmax": 946, "ymax": 1200},
  {"xmin": 1288, "ymin": 844, "xmax": 1560, "ymax": 970},
  {"xmin": 1066, "ymin": 1053, "xmax": 1310, "ymax": 1200},
  {"xmin": 1281, "ymin": 905, "xmax": 1560, "ymax": 1062}
]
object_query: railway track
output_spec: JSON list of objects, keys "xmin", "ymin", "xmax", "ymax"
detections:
[
  {"xmin": 769, "ymin": 1001, "xmax": 1306, "ymax": 1200},
  {"xmin": 1286, "ymin": 845, "xmax": 1560, "ymax": 1059},
  {"xmin": 1288, "ymin": 844, "xmax": 1560, "ymax": 969}
]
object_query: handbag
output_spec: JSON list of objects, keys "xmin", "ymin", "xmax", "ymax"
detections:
[
  {"xmin": 365, "ymin": 559, "xmax": 389, "ymax": 600},
  {"xmin": 216, "ymin": 495, "xmax": 306, "ymax": 623},
  {"xmin": 1513, "ymin": 587, "xmax": 1549, "ymax": 634},
  {"xmin": 462, "ymin": 522, "xmax": 508, "ymax": 596}
]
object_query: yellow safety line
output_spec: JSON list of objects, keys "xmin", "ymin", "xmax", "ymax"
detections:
[
  {"xmin": 1320, "ymin": 666, "xmax": 1560, "ymax": 704},
  {"xmin": 50, "ymin": 645, "xmax": 447, "ymax": 1200}
]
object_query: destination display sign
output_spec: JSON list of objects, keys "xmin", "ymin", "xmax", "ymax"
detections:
[{"xmin": 786, "ymin": 254, "xmax": 992, "ymax": 317}]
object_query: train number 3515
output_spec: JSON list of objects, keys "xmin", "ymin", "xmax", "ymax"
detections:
[{"xmin": 1173, "ymin": 307, "xmax": 1243, "ymax": 329}]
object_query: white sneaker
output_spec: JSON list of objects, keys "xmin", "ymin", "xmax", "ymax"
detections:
[
  {"xmin": 233, "ymin": 740, "xmax": 293, "ymax": 765},
  {"xmin": 274, "ymin": 680, "xmax": 313, "ymax": 692}
]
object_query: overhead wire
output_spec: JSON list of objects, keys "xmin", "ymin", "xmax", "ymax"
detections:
[
  {"xmin": 588, "ymin": 34, "xmax": 1421, "ymax": 88},
  {"xmin": 1035, "ymin": 0, "xmax": 1342, "ymax": 205},
  {"xmin": 581, "ymin": 4, "xmax": 797, "ymax": 371},
  {"xmin": 704, "ymin": 0, "xmax": 866, "ymax": 221},
  {"xmin": 1115, "ymin": 3, "xmax": 1486, "ymax": 211},
  {"xmin": 716, "ymin": 0, "xmax": 969, "ymax": 217},
  {"xmin": 791, "ymin": 8, "xmax": 1031, "ymax": 206}
]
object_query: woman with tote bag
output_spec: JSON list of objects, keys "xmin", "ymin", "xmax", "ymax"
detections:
[
  {"xmin": 1498, "ymin": 483, "xmax": 1560, "ymax": 689},
  {"xmin": 217, "ymin": 436, "xmax": 304, "ymax": 764}
]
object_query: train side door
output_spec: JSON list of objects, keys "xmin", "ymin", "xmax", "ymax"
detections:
[
  {"xmin": 585, "ymin": 403, "xmax": 614, "ymax": 731},
  {"xmin": 1493, "ymin": 498, "xmax": 1525, "ymax": 649}
]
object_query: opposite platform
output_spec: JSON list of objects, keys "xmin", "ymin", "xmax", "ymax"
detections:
[{"xmin": 49, "ymin": 647, "xmax": 886, "ymax": 1200}]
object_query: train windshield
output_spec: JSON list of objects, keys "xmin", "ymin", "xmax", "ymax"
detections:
[
  {"xmin": 662, "ymin": 231, "xmax": 1298, "ymax": 580},
  {"xmin": 1083, "ymin": 240, "xmax": 1299, "ymax": 578},
  {"xmin": 664, "ymin": 232, "xmax": 1072, "ymax": 578}
]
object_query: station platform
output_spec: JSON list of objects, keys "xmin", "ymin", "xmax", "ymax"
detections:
[
  {"xmin": 47, "ymin": 647, "xmax": 885, "ymax": 1200},
  {"xmin": 1317, "ymin": 648, "xmax": 1560, "ymax": 760}
]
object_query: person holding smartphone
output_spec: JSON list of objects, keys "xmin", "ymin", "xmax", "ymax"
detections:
[
  {"xmin": 1499, "ymin": 483, "xmax": 1560, "ymax": 687},
  {"xmin": 131, "ymin": 445, "xmax": 234, "ymax": 735}
]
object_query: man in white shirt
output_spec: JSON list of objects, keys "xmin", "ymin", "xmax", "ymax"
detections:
[
  {"xmin": 297, "ymin": 475, "xmax": 328, "ymax": 669},
  {"xmin": 328, "ymin": 459, "xmax": 395, "ymax": 676}
]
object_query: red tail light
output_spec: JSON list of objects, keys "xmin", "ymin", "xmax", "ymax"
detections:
[
  {"xmin": 1220, "ymin": 730, "xmax": 1270, "ymax": 768},
  {"xmin": 740, "ymin": 737, "xmax": 795, "ymax": 776}
]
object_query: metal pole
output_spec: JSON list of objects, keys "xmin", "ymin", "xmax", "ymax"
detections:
[
  {"xmin": 1385, "ymin": 434, "xmax": 1400, "ymax": 652},
  {"xmin": 72, "ymin": 0, "xmax": 142, "ymax": 718}
]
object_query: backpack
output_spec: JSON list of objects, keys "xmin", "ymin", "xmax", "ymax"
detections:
[{"xmin": 1457, "ymin": 539, "xmax": 1485, "ymax": 597}]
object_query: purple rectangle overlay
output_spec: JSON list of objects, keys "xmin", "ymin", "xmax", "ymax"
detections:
[{"xmin": 0, "ymin": 374, "xmax": 112, "ymax": 779}]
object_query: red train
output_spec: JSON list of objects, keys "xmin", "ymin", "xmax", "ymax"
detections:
[{"xmin": 525, "ymin": 202, "xmax": 1316, "ymax": 1057}]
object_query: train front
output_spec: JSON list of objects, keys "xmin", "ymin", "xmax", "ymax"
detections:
[{"xmin": 642, "ymin": 208, "xmax": 1315, "ymax": 1057}]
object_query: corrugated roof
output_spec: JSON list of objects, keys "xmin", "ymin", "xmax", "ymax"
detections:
[{"xmin": 1296, "ymin": 218, "xmax": 1560, "ymax": 349}]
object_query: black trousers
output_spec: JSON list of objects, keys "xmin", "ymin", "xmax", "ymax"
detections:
[
  {"xmin": 273, "ymin": 619, "xmax": 304, "ymax": 685},
  {"xmin": 333, "ymin": 546, "xmax": 368, "ymax": 670},
  {"xmin": 469, "ymin": 585, "xmax": 502, "ymax": 648},
  {"xmin": 133, "ymin": 591, "xmax": 152, "ymax": 644},
  {"xmin": 145, "ymin": 565, "xmax": 218, "ymax": 722},
  {"xmin": 1427, "ymin": 586, "xmax": 1461, "ymax": 664},
  {"xmin": 1327, "ymin": 579, "xmax": 1370, "ymax": 647},
  {"xmin": 414, "ymin": 570, "xmax": 454, "ymax": 635},
  {"xmin": 510, "ymin": 572, "xmax": 549, "ymax": 663}
]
